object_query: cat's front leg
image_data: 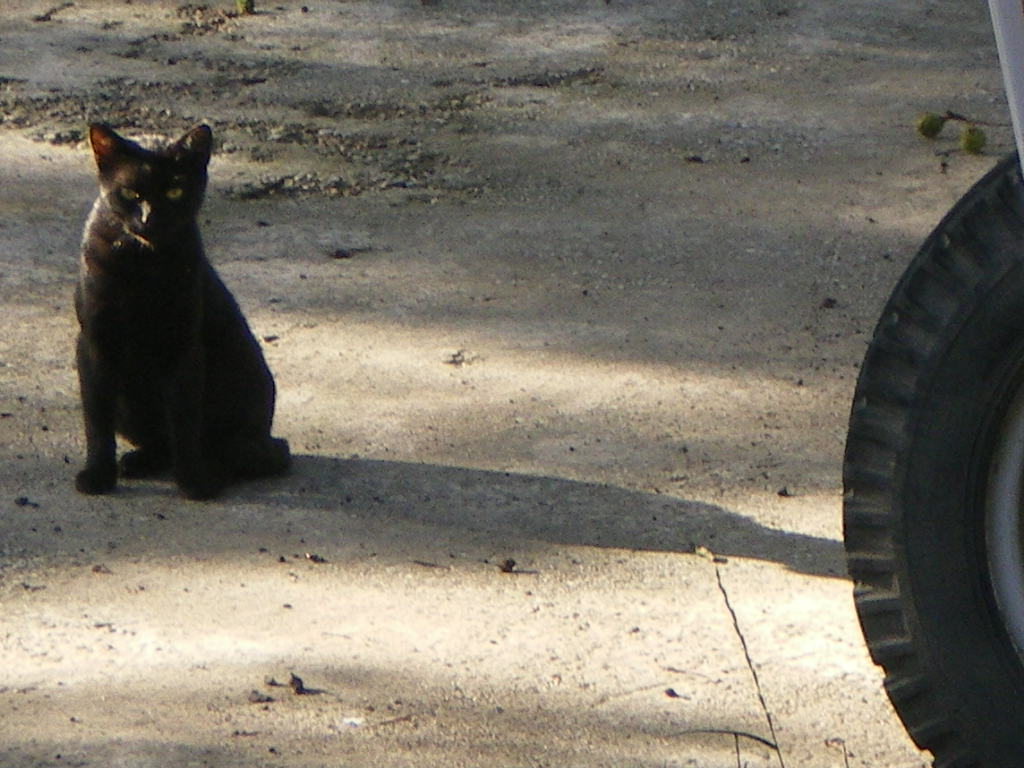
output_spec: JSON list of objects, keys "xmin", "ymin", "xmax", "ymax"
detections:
[
  {"xmin": 75, "ymin": 333, "xmax": 118, "ymax": 494},
  {"xmin": 165, "ymin": 351, "xmax": 224, "ymax": 500}
]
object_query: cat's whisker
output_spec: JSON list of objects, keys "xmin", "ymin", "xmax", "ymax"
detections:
[{"xmin": 122, "ymin": 227, "xmax": 154, "ymax": 250}]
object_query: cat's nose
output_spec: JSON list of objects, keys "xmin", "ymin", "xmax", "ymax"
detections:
[{"xmin": 139, "ymin": 201, "xmax": 152, "ymax": 224}]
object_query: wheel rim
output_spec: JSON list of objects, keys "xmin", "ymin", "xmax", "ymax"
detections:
[{"xmin": 986, "ymin": 374, "xmax": 1024, "ymax": 659}]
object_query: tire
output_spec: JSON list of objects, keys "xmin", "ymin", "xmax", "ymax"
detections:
[{"xmin": 844, "ymin": 153, "xmax": 1024, "ymax": 768}]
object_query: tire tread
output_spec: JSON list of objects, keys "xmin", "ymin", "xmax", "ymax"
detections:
[{"xmin": 844, "ymin": 154, "xmax": 1024, "ymax": 766}]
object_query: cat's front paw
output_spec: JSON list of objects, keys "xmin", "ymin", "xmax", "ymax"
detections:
[
  {"xmin": 176, "ymin": 470, "xmax": 224, "ymax": 501},
  {"xmin": 75, "ymin": 464, "xmax": 117, "ymax": 495}
]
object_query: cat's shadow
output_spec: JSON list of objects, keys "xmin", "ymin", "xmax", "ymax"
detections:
[{"xmin": 220, "ymin": 454, "xmax": 845, "ymax": 579}]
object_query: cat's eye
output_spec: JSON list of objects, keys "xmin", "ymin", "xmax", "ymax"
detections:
[
  {"xmin": 118, "ymin": 188, "xmax": 140, "ymax": 202},
  {"xmin": 166, "ymin": 187, "xmax": 184, "ymax": 201}
]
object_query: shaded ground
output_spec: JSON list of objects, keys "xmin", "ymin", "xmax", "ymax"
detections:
[{"xmin": 0, "ymin": 1, "xmax": 1011, "ymax": 766}]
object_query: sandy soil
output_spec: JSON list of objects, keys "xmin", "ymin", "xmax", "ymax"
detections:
[{"xmin": 0, "ymin": 1, "xmax": 1011, "ymax": 766}]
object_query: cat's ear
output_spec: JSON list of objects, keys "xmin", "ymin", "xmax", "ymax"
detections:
[
  {"xmin": 89, "ymin": 123, "xmax": 125, "ymax": 172},
  {"xmin": 173, "ymin": 124, "xmax": 212, "ymax": 168}
]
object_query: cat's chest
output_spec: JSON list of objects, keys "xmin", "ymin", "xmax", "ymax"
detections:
[{"xmin": 80, "ymin": 254, "xmax": 201, "ymax": 348}]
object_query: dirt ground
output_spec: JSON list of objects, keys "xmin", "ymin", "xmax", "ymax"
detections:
[{"xmin": 0, "ymin": 1, "xmax": 1011, "ymax": 766}]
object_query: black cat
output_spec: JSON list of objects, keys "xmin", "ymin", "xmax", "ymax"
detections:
[{"xmin": 74, "ymin": 123, "xmax": 290, "ymax": 500}]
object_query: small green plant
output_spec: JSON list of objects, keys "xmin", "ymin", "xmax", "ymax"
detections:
[
  {"xmin": 915, "ymin": 110, "xmax": 987, "ymax": 154},
  {"xmin": 959, "ymin": 125, "xmax": 987, "ymax": 155},
  {"xmin": 236, "ymin": 0, "xmax": 255, "ymax": 14},
  {"xmin": 915, "ymin": 112, "xmax": 946, "ymax": 139}
]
